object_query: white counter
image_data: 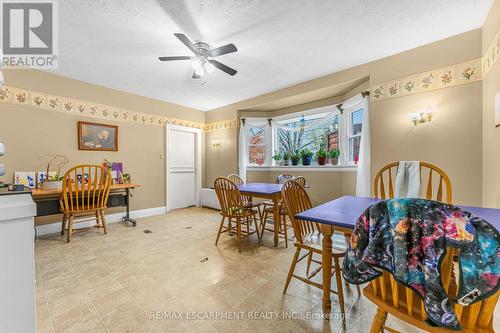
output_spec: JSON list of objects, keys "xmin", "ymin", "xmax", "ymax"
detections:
[{"xmin": 0, "ymin": 192, "xmax": 36, "ymax": 333}]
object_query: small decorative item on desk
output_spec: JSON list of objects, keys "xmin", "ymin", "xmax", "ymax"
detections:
[
  {"xmin": 300, "ymin": 148, "xmax": 313, "ymax": 166},
  {"xmin": 103, "ymin": 160, "xmax": 124, "ymax": 184},
  {"xmin": 40, "ymin": 174, "xmax": 63, "ymax": 190},
  {"xmin": 272, "ymin": 152, "xmax": 283, "ymax": 166},
  {"xmin": 122, "ymin": 173, "xmax": 131, "ymax": 184},
  {"xmin": 328, "ymin": 148, "xmax": 340, "ymax": 165},
  {"xmin": 39, "ymin": 154, "xmax": 69, "ymax": 190},
  {"xmin": 0, "ymin": 142, "xmax": 4, "ymax": 177},
  {"xmin": 14, "ymin": 171, "xmax": 36, "ymax": 188},
  {"xmin": 315, "ymin": 147, "xmax": 328, "ymax": 165}
]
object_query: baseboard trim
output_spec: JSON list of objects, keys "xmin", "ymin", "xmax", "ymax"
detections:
[{"xmin": 35, "ymin": 206, "xmax": 166, "ymax": 237}]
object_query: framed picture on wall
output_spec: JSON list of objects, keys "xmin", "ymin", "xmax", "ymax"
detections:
[
  {"xmin": 78, "ymin": 121, "xmax": 118, "ymax": 151},
  {"xmin": 496, "ymin": 92, "xmax": 500, "ymax": 128}
]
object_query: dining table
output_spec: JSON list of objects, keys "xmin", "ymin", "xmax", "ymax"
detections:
[
  {"xmin": 238, "ymin": 183, "xmax": 283, "ymax": 247},
  {"xmin": 295, "ymin": 195, "xmax": 500, "ymax": 319}
]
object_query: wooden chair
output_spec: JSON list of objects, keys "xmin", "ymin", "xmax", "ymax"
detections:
[
  {"xmin": 367, "ymin": 162, "xmax": 499, "ymax": 332},
  {"xmin": 374, "ymin": 162, "xmax": 452, "ymax": 203},
  {"xmin": 214, "ymin": 177, "xmax": 261, "ymax": 252},
  {"xmin": 227, "ymin": 174, "xmax": 262, "ymax": 215},
  {"xmin": 281, "ymin": 180, "xmax": 352, "ymax": 319},
  {"xmin": 59, "ymin": 165, "xmax": 112, "ymax": 243},
  {"xmin": 365, "ymin": 252, "xmax": 499, "ymax": 333},
  {"xmin": 261, "ymin": 175, "xmax": 306, "ymax": 248}
]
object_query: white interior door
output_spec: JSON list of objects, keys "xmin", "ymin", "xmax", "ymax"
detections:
[{"xmin": 166, "ymin": 125, "xmax": 202, "ymax": 211}]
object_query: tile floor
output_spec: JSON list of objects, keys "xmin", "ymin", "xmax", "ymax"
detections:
[{"xmin": 35, "ymin": 208, "xmax": 499, "ymax": 333}]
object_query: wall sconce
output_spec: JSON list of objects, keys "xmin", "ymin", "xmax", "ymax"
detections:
[
  {"xmin": 212, "ymin": 139, "xmax": 221, "ymax": 148},
  {"xmin": 409, "ymin": 106, "xmax": 435, "ymax": 126}
]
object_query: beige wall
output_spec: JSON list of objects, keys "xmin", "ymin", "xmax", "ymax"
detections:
[
  {"xmin": 0, "ymin": 70, "xmax": 205, "ymax": 223},
  {"xmin": 482, "ymin": 0, "xmax": 500, "ymax": 207},
  {"xmin": 204, "ymin": 29, "xmax": 484, "ymax": 205}
]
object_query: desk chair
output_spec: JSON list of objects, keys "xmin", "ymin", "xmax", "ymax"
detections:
[{"xmin": 60, "ymin": 165, "xmax": 112, "ymax": 243}]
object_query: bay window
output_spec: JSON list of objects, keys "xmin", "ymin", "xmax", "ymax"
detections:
[{"xmin": 244, "ymin": 101, "xmax": 365, "ymax": 168}]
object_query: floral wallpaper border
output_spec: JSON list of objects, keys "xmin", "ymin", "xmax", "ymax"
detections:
[
  {"xmin": 482, "ymin": 28, "xmax": 500, "ymax": 77},
  {"xmin": 204, "ymin": 118, "xmax": 239, "ymax": 132},
  {"xmin": 370, "ymin": 58, "xmax": 483, "ymax": 102},
  {"xmin": 0, "ymin": 85, "xmax": 209, "ymax": 130},
  {"xmin": 371, "ymin": 27, "xmax": 500, "ymax": 102}
]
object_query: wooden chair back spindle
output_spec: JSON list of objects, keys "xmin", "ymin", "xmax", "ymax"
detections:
[
  {"xmin": 281, "ymin": 180, "xmax": 320, "ymax": 244},
  {"xmin": 61, "ymin": 165, "xmax": 112, "ymax": 213},
  {"xmin": 214, "ymin": 177, "xmax": 244, "ymax": 217},
  {"xmin": 374, "ymin": 162, "xmax": 452, "ymax": 203}
]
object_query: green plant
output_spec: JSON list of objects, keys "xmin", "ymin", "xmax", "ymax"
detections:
[
  {"xmin": 328, "ymin": 149, "xmax": 340, "ymax": 159},
  {"xmin": 50, "ymin": 174, "xmax": 63, "ymax": 181},
  {"xmin": 315, "ymin": 147, "xmax": 328, "ymax": 159},
  {"xmin": 272, "ymin": 152, "xmax": 283, "ymax": 161},
  {"xmin": 282, "ymin": 152, "xmax": 291, "ymax": 160},
  {"xmin": 300, "ymin": 148, "xmax": 313, "ymax": 158}
]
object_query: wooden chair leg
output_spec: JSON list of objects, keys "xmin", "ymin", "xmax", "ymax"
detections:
[
  {"xmin": 95, "ymin": 211, "xmax": 101, "ymax": 228},
  {"xmin": 370, "ymin": 308, "xmax": 387, "ymax": 333},
  {"xmin": 306, "ymin": 251, "xmax": 313, "ymax": 275},
  {"xmin": 246, "ymin": 216, "xmax": 250, "ymax": 234},
  {"xmin": 333, "ymin": 256, "xmax": 345, "ymax": 321},
  {"xmin": 282, "ymin": 214, "xmax": 288, "ymax": 248},
  {"xmin": 253, "ymin": 212, "xmax": 261, "ymax": 243},
  {"xmin": 283, "ymin": 247, "xmax": 301, "ymax": 294},
  {"xmin": 215, "ymin": 216, "xmax": 225, "ymax": 245},
  {"xmin": 66, "ymin": 214, "xmax": 73, "ymax": 243},
  {"xmin": 61, "ymin": 214, "xmax": 67, "ymax": 236},
  {"xmin": 100, "ymin": 210, "xmax": 108, "ymax": 235},
  {"xmin": 260, "ymin": 210, "xmax": 268, "ymax": 240},
  {"xmin": 237, "ymin": 217, "xmax": 242, "ymax": 252}
]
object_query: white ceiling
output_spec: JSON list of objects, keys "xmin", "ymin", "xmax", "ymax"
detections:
[{"xmin": 51, "ymin": 0, "xmax": 492, "ymax": 111}]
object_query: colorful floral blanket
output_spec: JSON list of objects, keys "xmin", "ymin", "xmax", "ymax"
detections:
[{"xmin": 342, "ymin": 198, "xmax": 500, "ymax": 329}]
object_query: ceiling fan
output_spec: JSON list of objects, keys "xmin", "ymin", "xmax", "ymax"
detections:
[{"xmin": 159, "ymin": 33, "xmax": 238, "ymax": 79}]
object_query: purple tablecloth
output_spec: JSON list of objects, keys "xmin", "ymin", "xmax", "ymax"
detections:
[
  {"xmin": 238, "ymin": 183, "xmax": 282, "ymax": 196},
  {"xmin": 296, "ymin": 195, "xmax": 500, "ymax": 231}
]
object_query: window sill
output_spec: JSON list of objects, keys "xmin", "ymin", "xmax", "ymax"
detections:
[{"xmin": 247, "ymin": 165, "xmax": 357, "ymax": 172}]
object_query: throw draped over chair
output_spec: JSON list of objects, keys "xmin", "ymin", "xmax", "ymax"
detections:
[
  {"xmin": 214, "ymin": 177, "xmax": 261, "ymax": 252},
  {"xmin": 281, "ymin": 180, "xmax": 354, "ymax": 319},
  {"xmin": 366, "ymin": 162, "xmax": 498, "ymax": 333},
  {"xmin": 60, "ymin": 165, "xmax": 112, "ymax": 243}
]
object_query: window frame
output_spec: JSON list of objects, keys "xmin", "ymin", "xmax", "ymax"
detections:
[
  {"xmin": 342, "ymin": 104, "xmax": 365, "ymax": 165},
  {"xmin": 243, "ymin": 99, "xmax": 364, "ymax": 169}
]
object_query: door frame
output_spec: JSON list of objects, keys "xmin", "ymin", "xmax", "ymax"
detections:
[{"xmin": 165, "ymin": 124, "xmax": 203, "ymax": 212}]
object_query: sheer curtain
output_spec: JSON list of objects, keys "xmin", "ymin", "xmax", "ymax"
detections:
[
  {"xmin": 238, "ymin": 118, "xmax": 269, "ymax": 183},
  {"xmin": 356, "ymin": 95, "xmax": 371, "ymax": 196}
]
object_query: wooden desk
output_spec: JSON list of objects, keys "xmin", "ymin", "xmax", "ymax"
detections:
[{"xmin": 32, "ymin": 183, "xmax": 141, "ymax": 226}]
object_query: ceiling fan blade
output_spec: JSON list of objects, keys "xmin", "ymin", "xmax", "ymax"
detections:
[
  {"xmin": 208, "ymin": 44, "xmax": 237, "ymax": 57},
  {"xmin": 174, "ymin": 33, "xmax": 199, "ymax": 55},
  {"xmin": 158, "ymin": 56, "xmax": 192, "ymax": 61},
  {"xmin": 208, "ymin": 60, "xmax": 237, "ymax": 76},
  {"xmin": 192, "ymin": 70, "xmax": 201, "ymax": 79}
]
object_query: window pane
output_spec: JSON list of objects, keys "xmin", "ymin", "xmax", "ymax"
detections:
[
  {"xmin": 248, "ymin": 127, "xmax": 265, "ymax": 145},
  {"xmin": 351, "ymin": 109, "xmax": 363, "ymax": 135},
  {"xmin": 276, "ymin": 114, "xmax": 339, "ymax": 160},
  {"xmin": 249, "ymin": 146, "xmax": 265, "ymax": 165},
  {"xmin": 349, "ymin": 136, "xmax": 361, "ymax": 164}
]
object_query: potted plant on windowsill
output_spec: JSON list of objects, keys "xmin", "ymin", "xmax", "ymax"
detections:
[
  {"xmin": 273, "ymin": 152, "xmax": 283, "ymax": 166},
  {"xmin": 300, "ymin": 148, "xmax": 313, "ymax": 166},
  {"xmin": 283, "ymin": 152, "xmax": 291, "ymax": 166},
  {"xmin": 315, "ymin": 147, "xmax": 328, "ymax": 165},
  {"xmin": 328, "ymin": 148, "xmax": 340, "ymax": 166},
  {"xmin": 290, "ymin": 151, "xmax": 300, "ymax": 166}
]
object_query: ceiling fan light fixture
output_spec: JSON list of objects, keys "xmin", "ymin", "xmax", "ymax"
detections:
[
  {"xmin": 205, "ymin": 61, "xmax": 215, "ymax": 74},
  {"xmin": 194, "ymin": 66, "xmax": 204, "ymax": 77},
  {"xmin": 191, "ymin": 58, "xmax": 202, "ymax": 70}
]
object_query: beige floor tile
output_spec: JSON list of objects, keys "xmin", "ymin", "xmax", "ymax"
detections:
[
  {"xmin": 52, "ymin": 302, "xmax": 107, "ymax": 333},
  {"xmin": 36, "ymin": 207, "xmax": 443, "ymax": 333}
]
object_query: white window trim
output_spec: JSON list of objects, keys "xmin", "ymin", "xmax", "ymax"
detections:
[{"xmin": 243, "ymin": 99, "xmax": 365, "ymax": 170}]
